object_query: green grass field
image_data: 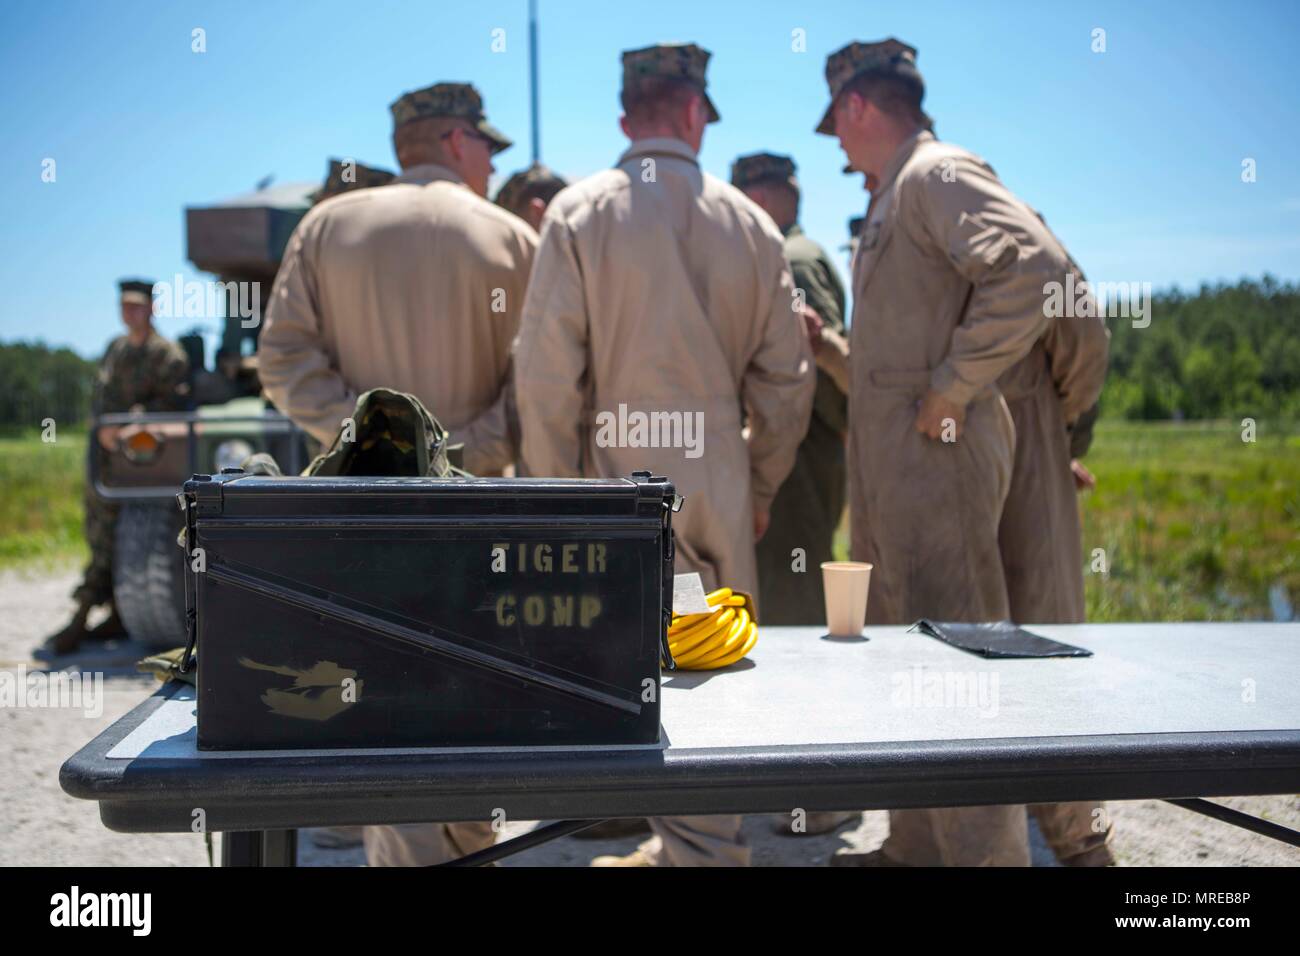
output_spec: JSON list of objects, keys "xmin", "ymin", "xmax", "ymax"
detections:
[
  {"xmin": 827, "ymin": 420, "xmax": 1299, "ymax": 622},
  {"xmin": 0, "ymin": 429, "xmax": 87, "ymax": 568},
  {"xmin": 2, "ymin": 423, "xmax": 1297, "ymax": 622},
  {"xmin": 1080, "ymin": 420, "xmax": 1299, "ymax": 622}
]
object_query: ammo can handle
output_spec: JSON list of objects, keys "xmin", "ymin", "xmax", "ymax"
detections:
[{"xmin": 177, "ymin": 490, "xmax": 199, "ymax": 675}]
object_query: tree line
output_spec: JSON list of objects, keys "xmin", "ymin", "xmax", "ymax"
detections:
[
  {"xmin": 1102, "ymin": 275, "xmax": 1300, "ymax": 420},
  {"xmin": 0, "ymin": 342, "xmax": 96, "ymax": 431}
]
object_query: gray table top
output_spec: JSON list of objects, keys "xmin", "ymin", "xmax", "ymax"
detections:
[
  {"xmin": 664, "ymin": 621, "xmax": 1299, "ymax": 747},
  {"xmin": 107, "ymin": 623, "xmax": 1300, "ymax": 760},
  {"xmin": 61, "ymin": 623, "xmax": 1300, "ymax": 831}
]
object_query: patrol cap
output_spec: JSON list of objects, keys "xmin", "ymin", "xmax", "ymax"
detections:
[
  {"xmin": 816, "ymin": 38, "xmax": 922, "ymax": 136},
  {"xmin": 118, "ymin": 278, "xmax": 155, "ymax": 306},
  {"xmin": 311, "ymin": 158, "xmax": 396, "ymax": 205},
  {"xmin": 494, "ymin": 163, "xmax": 569, "ymax": 213},
  {"xmin": 389, "ymin": 82, "xmax": 513, "ymax": 154},
  {"xmin": 730, "ymin": 152, "xmax": 797, "ymax": 190},
  {"xmin": 621, "ymin": 42, "xmax": 720, "ymax": 123}
]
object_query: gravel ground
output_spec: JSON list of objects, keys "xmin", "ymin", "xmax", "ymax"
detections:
[{"xmin": 2, "ymin": 565, "xmax": 1296, "ymax": 867}]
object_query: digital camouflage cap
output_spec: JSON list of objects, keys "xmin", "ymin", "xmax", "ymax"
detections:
[
  {"xmin": 815, "ymin": 38, "xmax": 923, "ymax": 135},
  {"xmin": 621, "ymin": 42, "xmax": 720, "ymax": 123},
  {"xmin": 494, "ymin": 163, "xmax": 569, "ymax": 214},
  {"xmin": 730, "ymin": 152, "xmax": 797, "ymax": 190},
  {"xmin": 311, "ymin": 158, "xmax": 396, "ymax": 205},
  {"xmin": 389, "ymin": 82, "xmax": 513, "ymax": 154}
]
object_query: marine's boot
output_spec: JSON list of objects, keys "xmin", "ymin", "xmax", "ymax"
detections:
[
  {"xmin": 590, "ymin": 846, "xmax": 657, "ymax": 867},
  {"xmin": 829, "ymin": 848, "xmax": 912, "ymax": 867},
  {"xmin": 772, "ymin": 811, "xmax": 861, "ymax": 836},
  {"xmin": 1059, "ymin": 843, "xmax": 1116, "ymax": 867},
  {"xmin": 85, "ymin": 603, "xmax": 128, "ymax": 641},
  {"xmin": 43, "ymin": 602, "xmax": 94, "ymax": 655}
]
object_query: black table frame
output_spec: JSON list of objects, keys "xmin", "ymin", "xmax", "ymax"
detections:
[{"xmin": 62, "ymin": 685, "xmax": 1300, "ymax": 866}]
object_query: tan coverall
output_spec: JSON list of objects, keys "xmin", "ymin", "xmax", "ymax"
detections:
[
  {"xmin": 999, "ymin": 272, "xmax": 1113, "ymax": 863},
  {"xmin": 260, "ymin": 163, "xmax": 538, "ymax": 865},
  {"xmin": 849, "ymin": 130, "xmax": 1079, "ymax": 866},
  {"xmin": 260, "ymin": 163, "xmax": 537, "ymax": 476},
  {"xmin": 514, "ymin": 137, "xmax": 815, "ymax": 866}
]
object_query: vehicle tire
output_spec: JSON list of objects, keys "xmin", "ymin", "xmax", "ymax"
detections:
[{"xmin": 113, "ymin": 501, "xmax": 188, "ymax": 650}]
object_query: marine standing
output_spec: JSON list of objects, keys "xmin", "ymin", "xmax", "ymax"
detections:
[
  {"xmin": 513, "ymin": 43, "xmax": 815, "ymax": 866},
  {"xmin": 259, "ymin": 81, "xmax": 538, "ymax": 865},
  {"xmin": 44, "ymin": 279, "xmax": 190, "ymax": 654}
]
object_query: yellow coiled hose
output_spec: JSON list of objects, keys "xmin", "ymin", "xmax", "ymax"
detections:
[{"xmin": 666, "ymin": 587, "xmax": 758, "ymax": 670}]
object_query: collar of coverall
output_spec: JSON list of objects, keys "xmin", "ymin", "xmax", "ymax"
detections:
[
  {"xmin": 393, "ymin": 162, "xmax": 465, "ymax": 187},
  {"xmin": 618, "ymin": 137, "xmax": 699, "ymax": 168},
  {"xmin": 873, "ymin": 128, "xmax": 935, "ymax": 198},
  {"xmin": 782, "ymin": 222, "xmax": 804, "ymax": 239}
]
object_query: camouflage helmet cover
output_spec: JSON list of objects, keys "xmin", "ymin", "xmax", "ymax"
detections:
[
  {"xmin": 494, "ymin": 162, "xmax": 569, "ymax": 213},
  {"xmin": 389, "ymin": 82, "xmax": 513, "ymax": 154},
  {"xmin": 621, "ymin": 42, "xmax": 721, "ymax": 123},
  {"xmin": 730, "ymin": 151, "xmax": 797, "ymax": 190},
  {"xmin": 816, "ymin": 38, "xmax": 922, "ymax": 135}
]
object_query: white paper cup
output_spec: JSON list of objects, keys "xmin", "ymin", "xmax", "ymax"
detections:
[{"xmin": 821, "ymin": 561, "xmax": 873, "ymax": 637}]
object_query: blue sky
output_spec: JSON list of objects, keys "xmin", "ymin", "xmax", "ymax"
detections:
[{"xmin": 2, "ymin": 0, "xmax": 1297, "ymax": 358}]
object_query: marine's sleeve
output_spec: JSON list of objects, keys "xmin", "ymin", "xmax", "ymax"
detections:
[
  {"xmin": 513, "ymin": 212, "xmax": 589, "ymax": 478},
  {"xmin": 458, "ymin": 368, "xmax": 519, "ymax": 477},
  {"xmin": 258, "ymin": 214, "xmax": 358, "ymax": 444},
  {"xmin": 1069, "ymin": 401, "xmax": 1101, "ymax": 459},
  {"xmin": 789, "ymin": 245, "xmax": 849, "ymax": 434},
  {"xmin": 1040, "ymin": 270, "xmax": 1110, "ymax": 427},
  {"xmin": 743, "ymin": 237, "xmax": 817, "ymax": 513},
  {"xmin": 459, "ymin": 222, "xmax": 539, "ymax": 475},
  {"xmin": 911, "ymin": 156, "xmax": 1057, "ymax": 407},
  {"xmin": 814, "ymin": 325, "xmax": 852, "ymax": 399}
]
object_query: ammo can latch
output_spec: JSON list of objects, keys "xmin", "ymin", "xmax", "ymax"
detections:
[
  {"xmin": 175, "ymin": 470, "xmax": 242, "ymax": 674},
  {"xmin": 631, "ymin": 470, "xmax": 682, "ymax": 672}
]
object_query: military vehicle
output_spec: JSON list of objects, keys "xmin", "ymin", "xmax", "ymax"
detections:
[{"xmin": 93, "ymin": 178, "xmax": 323, "ymax": 648}]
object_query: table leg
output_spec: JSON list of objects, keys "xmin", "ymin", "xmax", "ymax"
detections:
[
  {"xmin": 221, "ymin": 829, "xmax": 299, "ymax": 867},
  {"xmin": 439, "ymin": 819, "xmax": 605, "ymax": 866},
  {"xmin": 1164, "ymin": 799, "xmax": 1300, "ymax": 847}
]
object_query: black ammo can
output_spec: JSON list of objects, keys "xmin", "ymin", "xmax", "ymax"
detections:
[{"xmin": 181, "ymin": 470, "xmax": 677, "ymax": 750}]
